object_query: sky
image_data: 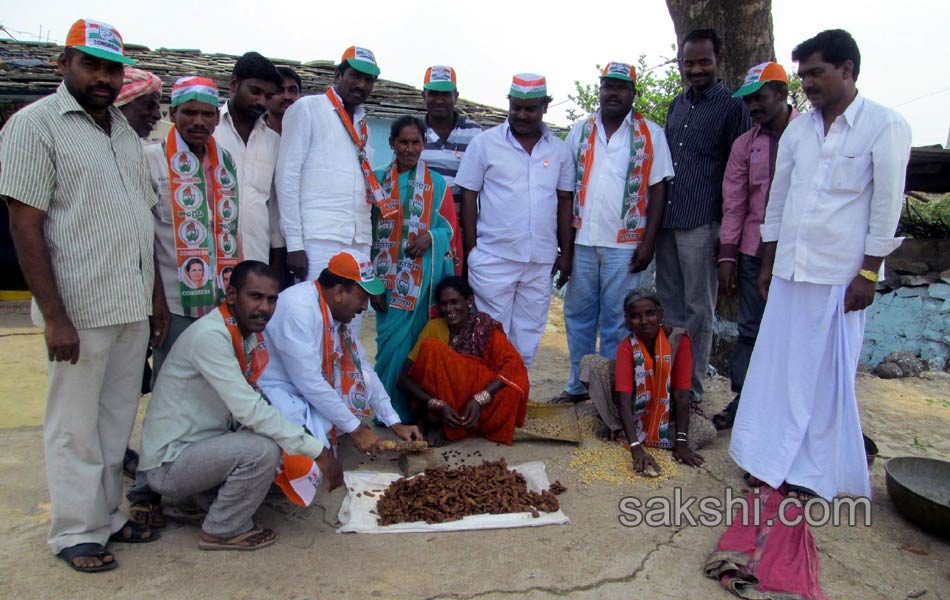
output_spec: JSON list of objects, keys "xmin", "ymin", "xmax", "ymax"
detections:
[{"xmin": 3, "ymin": 0, "xmax": 949, "ymax": 146}]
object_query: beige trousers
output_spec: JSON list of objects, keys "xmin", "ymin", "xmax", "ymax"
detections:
[{"xmin": 42, "ymin": 319, "xmax": 149, "ymax": 553}]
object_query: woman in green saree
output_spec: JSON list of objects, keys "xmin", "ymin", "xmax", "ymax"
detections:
[{"xmin": 371, "ymin": 115, "xmax": 462, "ymax": 422}]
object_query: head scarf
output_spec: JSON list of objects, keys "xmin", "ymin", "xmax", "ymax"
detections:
[{"xmin": 115, "ymin": 67, "xmax": 162, "ymax": 107}]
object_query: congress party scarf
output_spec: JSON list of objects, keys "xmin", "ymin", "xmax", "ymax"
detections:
[
  {"xmin": 314, "ymin": 282, "xmax": 371, "ymax": 417},
  {"xmin": 374, "ymin": 161, "xmax": 435, "ymax": 312},
  {"xmin": 573, "ymin": 112, "xmax": 654, "ymax": 244},
  {"xmin": 326, "ymin": 87, "xmax": 399, "ymax": 219},
  {"xmin": 165, "ymin": 128, "xmax": 241, "ymax": 316},
  {"xmin": 630, "ymin": 328, "xmax": 673, "ymax": 449}
]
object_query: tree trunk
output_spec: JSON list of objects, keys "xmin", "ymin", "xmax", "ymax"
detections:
[{"xmin": 665, "ymin": 0, "xmax": 775, "ymax": 92}]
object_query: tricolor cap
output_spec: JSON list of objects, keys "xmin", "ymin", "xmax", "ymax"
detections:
[
  {"xmin": 328, "ymin": 250, "xmax": 385, "ymax": 295},
  {"xmin": 509, "ymin": 73, "xmax": 547, "ymax": 99},
  {"xmin": 274, "ymin": 451, "xmax": 322, "ymax": 507},
  {"xmin": 601, "ymin": 62, "xmax": 637, "ymax": 84},
  {"xmin": 341, "ymin": 46, "xmax": 380, "ymax": 77},
  {"xmin": 65, "ymin": 19, "xmax": 135, "ymax": 66},
  {"xmin": 733, "ymin": 62, "xmax": 788, "ymax": 98},
  {"xmin": 424, "ymin": 65, "xmax": 457, "ymax": 92},
  {"xmin": 171, "ymin": 76, "xmax": 219, "ymax": 108}
]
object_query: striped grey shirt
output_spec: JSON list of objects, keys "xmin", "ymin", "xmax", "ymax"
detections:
[
  {"xmin": 0, "ymin": 83, "xmax": 156, "ymax": 329},
  {"xmin": 420, "ymin": 113, "xmax": 483, "ymax": 202}
]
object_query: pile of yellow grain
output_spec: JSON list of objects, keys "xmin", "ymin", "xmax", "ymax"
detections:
[{"xmin": 568, "ymin": 441, "xmax": 679, "ymax": 488}]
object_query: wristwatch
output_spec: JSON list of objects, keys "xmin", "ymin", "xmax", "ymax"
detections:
[{"xmin": 858, "ymin": 269, "xmax": 879, "ymax": 282}]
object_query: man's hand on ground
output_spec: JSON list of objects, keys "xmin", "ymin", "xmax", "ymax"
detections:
[
  {"xmin": 315, "ymin": 448, "xmax": 344, "ymax": 492},
  {"xmin": 391, "ymin": 423, "xmax": 423, "ymax": 441},
  {"xmin": 349, "ymin": 424, "xmax": 380, "ymax": 455}
]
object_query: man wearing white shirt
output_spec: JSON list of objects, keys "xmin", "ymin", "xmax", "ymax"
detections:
[
  {"xmin": 259, "ymin": 250, "xmax": 422, "ymax": 456},
  {"xmin": 213, "ymin": 52, "xmax": 282, "ymax": 264},
  {"xmin": 276, "ymin": 46, "xmax": 382, "ymax": 283},
  {"xmin": 729, "ymin": 30, "xmax": 912, "ymax": 501},
  {"xmin": 456, "ymin": 74, "xmax": 575, "ymax": 369},
  {"xmin": 560, "ymin": 62, "xmax": 674, "ymax": 402}
]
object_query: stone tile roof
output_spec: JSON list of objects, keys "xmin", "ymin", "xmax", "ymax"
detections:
[{"xmin": 0, "ymin": 39, "xmax": 509, "ymax": 125}]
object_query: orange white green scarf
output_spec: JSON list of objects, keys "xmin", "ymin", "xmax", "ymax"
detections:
[
  {"xmin": 573, "ymin": 112, "xmax": 654, "ymax": 244},
  {"xmin": 326, "ymin": 87, "xmax": 399, "ymax": 219},
  {"xmin": 219, "ymin": 303, "xmax": 322, "ymax": 507},
  {"xmin": 314, "ymin": 282, "xmax": 371, "ymax": 418},
  {"xmin": 374, "ymin": 160, "xmax": 435, "ymax": 312},
  {"xmin": 166, "ymin": 128, "xmax": 241, "ymax": 316},
  {"xmin": 631, "ymin": 328, "xmax": 673, "ymax": 449}
]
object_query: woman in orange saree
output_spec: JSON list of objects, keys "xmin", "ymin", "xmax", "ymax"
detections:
[{"xmin": 397, "ymin": 276, "xmax": 529, "ymax": 446}]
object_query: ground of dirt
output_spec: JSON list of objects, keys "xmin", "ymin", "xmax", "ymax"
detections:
[{"xmin": 1, "ymin": 298, "xmax": 948, "ymax": 599}]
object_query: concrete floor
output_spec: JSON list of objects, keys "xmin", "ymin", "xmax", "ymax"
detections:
[{"xmin": 1, "ymin": 301, "xmax": 948, "ymax": 599}]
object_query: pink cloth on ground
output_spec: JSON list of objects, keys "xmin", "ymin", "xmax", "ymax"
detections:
[{"xmin": 704, "ymin": 485, "xmax": 827, "ymax": 600}]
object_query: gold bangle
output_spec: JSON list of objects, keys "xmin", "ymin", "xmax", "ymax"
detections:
[{"xmin": 858, "ymin": 269, "xmax": 879, "ymax": 282}]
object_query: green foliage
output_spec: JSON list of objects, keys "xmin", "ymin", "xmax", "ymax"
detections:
[
  {"xmin": 567, "ymin": 52, "xmax": 682, "ymax": 127},
  {"xmin": 901, "ymin": 193, "xmax": 950, "ymax": 239},
  {"xmin": 785, "ymin": 71, "xmax": 810, "ymax": 113}
]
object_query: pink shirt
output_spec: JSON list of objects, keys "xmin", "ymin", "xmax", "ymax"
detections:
[{"xmin": 719, "ymin": 107, "xmax": 799, "ymax": 261}]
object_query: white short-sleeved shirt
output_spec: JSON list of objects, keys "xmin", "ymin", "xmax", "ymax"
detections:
[
  {"xmin": 565, "ymin": 111, "xmax": 674, "ymax": 248},
  {"xmin": 455, "ymin": 121, "xmax": 574, "ymax": 264}
]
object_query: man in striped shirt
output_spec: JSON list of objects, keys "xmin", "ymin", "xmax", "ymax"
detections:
[
  {"xmin": 0, "ymin": 19, "xmax": 160, "ymax": 572},
  {"xmin": 657, "ymin": 28, "xmax": 751, "ymax": 402},
  {"xmin": 419, "ymin": 65, "xmax": 482, "ymax": 224}
]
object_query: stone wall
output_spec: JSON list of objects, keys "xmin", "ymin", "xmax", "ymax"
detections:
[
  {"xmin": 710, "ymin": 239, "xmax": 950, "ymax": 377},
  {"xmin": 862, "ymin": 239, "xmax": 950, "ymax": 371}
]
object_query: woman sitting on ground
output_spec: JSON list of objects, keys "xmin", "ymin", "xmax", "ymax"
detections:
[
  {"xmin": 397, "ymin": 276, "xmax": 529, "ymax": 446},
  {"xmin": 580, "ymin": 291, "xmax": 714, "ymax": 475}
]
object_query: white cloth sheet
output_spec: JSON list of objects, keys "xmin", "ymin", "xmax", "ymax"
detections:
[{"xmin": 337, "ymin": 461, "xmax": 569, "ymax": 534}]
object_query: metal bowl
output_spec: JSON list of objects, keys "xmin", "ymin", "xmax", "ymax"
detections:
[{"xmin": 884, "ymin": 456, "xmax": 950, "ymax": 538}]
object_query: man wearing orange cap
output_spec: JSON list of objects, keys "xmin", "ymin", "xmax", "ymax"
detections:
[
  {"xmin": 116, "ymin": 66, "xmax": 163, "ymax": 139},
  {"xmin": 560, "ymin": 62, "xmax": 674, "ymax": 404},
  {"xmin": 276, "ymin": 46, "xmax": 383, "ymax": 292},
  {"xmin": 456, "ymin": 74, "xmax": 575, "ymax": 369},
  {"xmin": 420, "ymin": 65, "xmax": 482, "ymax": 222},
  {"xmin": 259, "ymin": 250, "xmax": 423, "ymax": 456},
  {"xmin": 139, "ymin": 261, "xmax": 342, "ymax": 552},
  {"xmin": 712, "ymin": 62, "xmax": 799, "ymax": 431},
  {"xmin": 0, "ymin": 19, "xmax": 161, "ymax": 571}
]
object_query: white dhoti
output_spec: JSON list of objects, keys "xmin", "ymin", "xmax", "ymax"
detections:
[
  {"xmin": 466, "ymin": 247, "xmax": 552, "ymax": 369},
  {"xmin": 729, "ymin": 276, "xmax": 869, "ymax": 500}
]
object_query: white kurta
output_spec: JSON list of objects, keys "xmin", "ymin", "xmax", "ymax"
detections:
[{"xmin": 729, "ymin": 276, "xmax": 869, "ymax": 500}]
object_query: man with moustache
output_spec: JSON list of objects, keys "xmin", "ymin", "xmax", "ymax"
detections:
[
  {"xmin": 259, "ymin": 251, "xmax": 422, "ymax": 456},
  {"xmin": 657, "ymin": 28, "xmax": 751, "ymax": 403},
  {"xmin": 712, "ymin": 63, "xmax": 799, "ymax": 430},
  {"xmin": 419, "ymin": 65, "xmax": 482, "ymax": 224},
  {"xmin": 265, "ymin": 66, "xmax": 302, "ymax": 135},
  {"xmin": 0, "ymin": 19, "xmax": 160, "ymax": 571},
  {"xmin": 127, "ymin": 77, "xmax": 245, "ymax": 526},
  {"xmin": 559, "ymin": 62, "xmax": 674, "ymax": 403},
  {"xmin": 730, "ymin": 30, "xmax": 911, "ymax": 501},
  {"xmin": 265, "ymin": 66, "xmax": 302, "ymax": 286},
  {"xmin": 213, "ymin": 52, "xmax": 282, "ymax": 264},
  {"xmin": 276, "ymin": 47, "xmax": 383, "ymax": 286},
  {"xmin": 455, "ymin": 74, "xmax": 574, "ymax": 369},
  {"xmin": 139, "ymin": 261, "xmax": 342, "ymax": 551}
]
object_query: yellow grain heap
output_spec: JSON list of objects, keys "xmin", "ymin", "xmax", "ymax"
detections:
[{"xmin": 569, "ymin": 442, "xmax": 679, "ymax": 488}]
